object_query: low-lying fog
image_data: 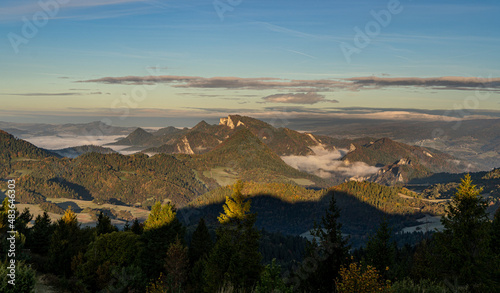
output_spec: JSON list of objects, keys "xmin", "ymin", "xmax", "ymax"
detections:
[
  {"xmin": 281, "ymin": 146, "xmax": 380, "ymax": 178},
  {"xmin": 21, "ymin": 135, "xmax": 140, "ymax": 154}
]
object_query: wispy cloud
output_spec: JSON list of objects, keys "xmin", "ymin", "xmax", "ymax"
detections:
[
  {"xmin": 0, "ymin": 0, "xmax": 159, "ymax": 22},
  {"xmin": 0, "ymin": 92, "xmax": 84, "ymax": 96},
  {"xmin": 347, "ymin": 76, "xmax": 500, "ymax": 91},
  {"xmin": 81, "ymin": 74, "xmax": 500, "ymax": 93},
  {"xmin": 262, "ymin": 92, "xmax": 338, "ymax": 105}
]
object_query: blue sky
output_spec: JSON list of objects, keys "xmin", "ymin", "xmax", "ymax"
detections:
[{"xmin": 1, "ymin": 0, "xmax": 499, "ymax": 126}]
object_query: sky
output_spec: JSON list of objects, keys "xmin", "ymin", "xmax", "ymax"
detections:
[{"xmin": 1, "ymin": 0, "xmax": 499, "ymax": 127}]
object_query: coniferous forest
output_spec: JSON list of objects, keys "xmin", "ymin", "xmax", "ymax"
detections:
[{"xmin": 1, "ymin": 175, "xmax": 500, "ymax": 292}]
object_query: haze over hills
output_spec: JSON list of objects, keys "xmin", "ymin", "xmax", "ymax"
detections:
[
  {"xmin": 1, "ymin": 119, "xmax": 499, "ymax": 244},
  {"xmin": 285, "ymin": 117, "xmax": 500, "ymax": 170}
]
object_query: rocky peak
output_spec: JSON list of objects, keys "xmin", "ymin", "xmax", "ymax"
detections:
[{"xmin": 219, "ymin": 115, "xmax": 245, "ymax": 130}]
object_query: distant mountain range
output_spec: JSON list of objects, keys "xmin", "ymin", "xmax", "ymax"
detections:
[
  {"xmin": 284, "ymin": 117, "xmax": 500, "ymax": 170},
  {"xmin": 1, "ymin": 118, "xmax": 498, "ymax": 242}
]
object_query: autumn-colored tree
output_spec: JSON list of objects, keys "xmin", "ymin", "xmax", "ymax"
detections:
[{"xmin": 336, "ymin": 261, "xmax": 390, "ymax": 293}]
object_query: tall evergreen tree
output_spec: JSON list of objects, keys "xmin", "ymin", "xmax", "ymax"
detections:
[
  {"xmin": 434, "ymin": 174, "xmax": 497, "ymax": 291},
  {"xmin": 131, "ymin": 218, "xmax": 144, "ymax": 235},
  {"xmin": 365, "ymin": 218, "xmax": 396, "ymax": 280},
  {"xmin": 491, "ymin": 208, "xmax": 500, "ymax": 255},
  {"xmin": 140, "ymin": 202, "xmax": 184, "ymax": 278},
  {"xmin": 300, "ymin": 191, "xmax": 350, "ymax": 292},
  {"xmin": 165, "ymin": 237, "xmax": 189, "ymax": 291},
  {"xmin": 204, "ymin": 181, "xmax": 262, "ymax": 292},
  {"xmin": 27, "ymin": 211, "xmax": 54, "ymax": 255},
  {"xmin": 95, "ymin": 211, "xmax": 118, "ymax": 236},
  {"xmin": 48, "ymin": 207, "xmax": 92, "ymax": 277},
  {"xmin": 189, "ymin": 218, "xmax": 212, "ymax": 265}
]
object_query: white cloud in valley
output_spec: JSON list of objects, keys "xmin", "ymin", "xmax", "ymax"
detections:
[{"xmin": 281, "ymin": 146, "xmax": 380, "ymax": 178}]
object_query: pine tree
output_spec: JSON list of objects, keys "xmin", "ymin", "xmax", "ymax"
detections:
[
  {"xmin": 144, "ymin": 202, "xmax": 176, "ymax": 231},
  {"xmin": 189, "ymin": 218, "xmax": 212, "ymax": 265},
  {"xmin": 204, "ymin": 181, "xmax": 262, "ymax": 292},
  {"xmin": 434, "ymin": 174, "xmax": 497, "ymax": 291},
  {"xmin": 27, "ymin": 212, "xmax": 54, "ymax": 255},
  {"xmin": 48, "ymin": 207, "xmax": 90, "ymax": 277},
  {"xmin": 131, "ymin": 218, "xmax": 144, "ymax": 235},
  {"xmin": 140, "ymin": 202, "xmax": 184, "ymax": 278},
  {"xmin": 217, "ymin": 180, "xmax": 253, "ymax": 225},
  {"xmin": 300, "ymin": 191, "xmax": 350, "ymax": 292},
  {"xmin": 165, "ymin": 237, "xmax": 189, "ymax": 291},
  {"xmin": 95, "ymin": 211, "xmax": 117, "ymax": 236},
  {"xmin": 365, "ymin": 218, "xmax": 396, "ymax": 280}
]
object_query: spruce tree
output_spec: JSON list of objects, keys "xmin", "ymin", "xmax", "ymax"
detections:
[
  {"xmin": 204, "ymin": 181, "xmax": 262, "ymax": 292},
  {"xmin": 189, "ymin": 218, "xmax": 212, "ymax": 265},
  {"xmin": 301, "ymin": 191, "xmax": 350, "ymax": 292},
  {"xmin": 365, "ymin": 218, "xmax": 396, "ymax": 280},
  {"xmin": 140, "ymin": 202, "xmax": 184, "ymax": 278},
  {"xmin": 434, "ymin": 174, "xmax": 496, "ymax": 291},
  {"xmin": 27, "ymin": 211, "xmax": 54, "ymax": 255},
  {"xmin": 95, "ymin": 211, "xmax": 117, "ymax": 236}
]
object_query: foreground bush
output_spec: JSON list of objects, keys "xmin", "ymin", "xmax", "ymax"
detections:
[{"xmin": 0, "ymin": 261, "xmax": 36, "ymax": 293}]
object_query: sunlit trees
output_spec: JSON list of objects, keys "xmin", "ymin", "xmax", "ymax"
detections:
[
  {"xmin": 204, "ymin": 181, "xmax": 262, "ymax": 292},
  {"xmin": 336, "ymin": 261, "xmax": 390, "ymax": 293},
  {"xmin": 434, "ymin": 174, "xmax": 497, "ymax": 291},
  {"xmin": 140, "ymin": 201, "xmax": 185, "ymax": 278}
]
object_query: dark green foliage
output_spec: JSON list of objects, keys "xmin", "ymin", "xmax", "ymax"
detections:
[
  {"xmin": 390, "ymin": 278, "xmax": 448, "ymax": 293},
  {"xmin": 14, "ymin": 208, "xmax": 32, "ymax": 238},
  {"xmin": 26, "ymin": 211, "xmax": 54, "ymax": 255},
  {"xmin": 75, "ymin": 231, "xmax": 144, "ymax": 292},
  {"xmin": 48, "ymin": 215, "xmax": 93, "ymax": 277},
  {"xmin": 164, "ymin": 237, "xmax": 189, "ymax": 291},
  {"xmin": 365, "ymin": 218, "xmax": 396, "ymax": 280},
  {"xmin": 255, "ymin": 259, "xmax": 292, "ymax": 293},
  {"xmin": 492, "ymin": 208, "xmax": 500, "ymax": 254},
  {"xmin": 203, "ymin": 182, "xmax": 262, "ymax": 292},
  {"xmin": 139, "ymin": 209, "xmax": 185, "ymax": 278},
  {"xmin": 189, "ymin": 218, "xmax": 212, "ymax": 265},
  {"xmin": 131, "ymin": 218, "xmax": 144, "ymax": 235},
  {"xmin": 299, "ymin": 193, "xmax": 350, "ymax": 292},
  {"xmin": 433, "ymin": 174, "xmax": 498, "ymax": 291},
  {"xmin": 95, "ymin": 211, "xmax": 118, "ymax": 236},
  {"xmin": 0, "ymin": 261, "xmax": 36, "ymax": 293}
]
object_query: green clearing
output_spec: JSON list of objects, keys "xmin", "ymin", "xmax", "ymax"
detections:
[
  {"xmin": 46, "ymin": 198, "xmax": 150, "ymax": 221},
  {"xmin": 289, "ymin": 177, "xmax": 315, "ymax": 186},
  {"xmin": 203, "ymin": 167, "xmax": 238, "ymax": 186},
  {"xmin": 7, "ymin": 168, "xmax": 32, "ymax": 177}
]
